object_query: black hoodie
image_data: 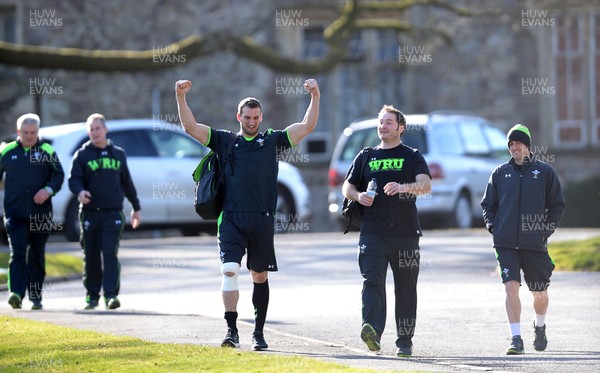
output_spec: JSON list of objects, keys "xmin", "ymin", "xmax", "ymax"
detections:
[{"xmin": 68, "ymin": 139, "xmax": 140, "ymax": 212}]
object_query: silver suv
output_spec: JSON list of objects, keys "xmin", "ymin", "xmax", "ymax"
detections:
[{"xmin": 328, "ymin": 111, "xmax": 507, "ymax": 229}]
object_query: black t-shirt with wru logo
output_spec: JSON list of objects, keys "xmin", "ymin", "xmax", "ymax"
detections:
[{"xmin": 347, "ymin": 143, "xmax": 431, "ymax": 238}]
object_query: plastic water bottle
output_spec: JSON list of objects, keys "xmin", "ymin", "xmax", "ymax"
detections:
[{"xmin": 366, "ymin": 178, "xmax": 377, "ymax": 198}]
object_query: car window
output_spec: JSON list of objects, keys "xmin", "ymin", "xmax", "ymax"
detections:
[
  {"xmin": 108, "ymin": 130, "xmax": 157, "ymax": 157},
  {"xmin": 341, "ymin": 127, "xmax": 379, "ymax": 161},
  {"xmin": 483, "ymin": 124, "xmax": 508, "ymax": 159},
  {"xmin": 341, "ymin": 124, "xmax": 428, "ymax": 162},
  {"xmin": 403, "ymin": 125, "xmax": 428, "ymax": 153},
  {"xmin": 429, "ymin": 122, "xmax": 464, "ymax": 155},
  {"xmin": 457, "ymin": 121, "xmax": 491, "ymax": 156},
  {"xmin": 147, "ymin": 130, "xmax": 207, "ymax": 158}
]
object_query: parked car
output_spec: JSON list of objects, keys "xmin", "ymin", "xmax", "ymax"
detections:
[
  {"xmin": 328, "ymin": 111, "xmax": 507, "ymax": 229},
  {"xmin": 0, "ymin": 119, "xmax": 310, "ymax": 242}
]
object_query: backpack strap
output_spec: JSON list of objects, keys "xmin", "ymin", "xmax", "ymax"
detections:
[
  {"xmin": 221, "ymin": 132, "xmax": 238, "ymax": 176},
  {"xmin": 357, "ymin": 147, "xmax": 372, "ymax": 189},
  {"xmin": 342, "ymin": 147, "xmax": 373, "ymax": 234},
  {"xmin": 344, "ymin": 146, "xmax": 372, "ymax": 189}
]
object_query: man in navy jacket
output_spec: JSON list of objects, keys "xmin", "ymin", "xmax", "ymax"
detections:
[
  {"xmin": 0, "ymin": 113, "xmax": 64, "ymax": 310},
  {"xmin": 481, "ymin": 124, "xmax": 565, "ymax": 355}
]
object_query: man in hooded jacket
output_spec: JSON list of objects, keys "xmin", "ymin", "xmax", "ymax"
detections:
[{"xmin": 481, "ymin": 124, "xmax": 565, "ymax": 355}]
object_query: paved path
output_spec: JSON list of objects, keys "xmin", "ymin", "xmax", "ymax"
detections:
[{"xmin": 1, "ymin": 229, "xmax": 599, "ymax": 372}]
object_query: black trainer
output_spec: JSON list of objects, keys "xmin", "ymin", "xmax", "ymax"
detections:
[
  {"xmin": 360, "ymin": 323, "xmax": 381, "ymax": 352},
  {"xmin": 533, "ymin": 323, "xmax": 548, "ymax": 351},
  {"xmin": 221, "ymin": 329, "xmax": 240, "ymax": 348},
  {"xmin": 31, "ymin": 300, "xmax": 43, "ymax": 310},
  {"xmin": 252, "ymin": 331, "xmax": 269, "ymax": 351},
  {"xmin": 7, "ymin": 293, "xmax": 22, "ymax": 309},
  {"xmin": 396, "ymin": 344, "xmax": 413, "ymax": 357},
  {"xmin": 106, "ymin": 296, "xmax": 121, "ymax": 310},
  {"xmin": 506, "ymin": 335, "xmax": 524, "ymax": 355},
  {"xmin": 84, "ymin": 299, "xmax": 99, "ymax": 310}
]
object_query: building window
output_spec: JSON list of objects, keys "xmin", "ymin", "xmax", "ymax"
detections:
[
  {"xmin": 302, "ymin": 27, "xmax": 328, "ymax": 59},
  {"xmin": 552, "ymin": 14, "xmax": 586, "ymax": 148},
  {"xmin": 344, "ymin": 31, "xmax": 364, "ymax": 62},
  {"xmin": 0, "ymin": 6, "xmax": 16, "ymax": 43},
  {"xmin": 593, "ymin": 14, "xmax": 600, "ymax": 145},
  {"xmin": 376, "ymin": 29, "xmax": 400, "ymax": 62}
]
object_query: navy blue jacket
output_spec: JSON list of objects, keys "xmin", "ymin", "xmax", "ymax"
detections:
[
  {"xmin": 481, "ymin": 155, "xmax": 565, "ymax": 252},
  {"xmin": 0, "ymin": 138, "xmax": 64, "ymax": 218}
]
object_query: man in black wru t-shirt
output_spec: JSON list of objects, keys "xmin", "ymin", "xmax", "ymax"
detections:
[
  {"xmin": 343, "ymin": 105, "xmax": 431, "ymax": 358},
  {"xmin": 175, "ymin": 78, "xmax": 320, "ymax": 351}
]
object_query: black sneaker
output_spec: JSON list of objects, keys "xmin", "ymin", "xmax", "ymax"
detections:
[
  {"xmin": 396, "ymin": 344, "xmax": 413, "ymax": 358},
  {"xmin": 533, "ymin": 323, "xmax": 547, "ymax": 351},
  {"xmin": 221, "ymin": 329, "xmax": 240, "ymax": 348},
  {"xmin": 84, "ymin": 299, "xmax": 99, "ymax": 310},
  {"xmin": 7, "ymin": 293, "xmax": 22, "ymax": 309},
  {"xmin": 360, "ymin": 323, "xmax": 381, "ymax": 352},
  {"xmin": 31, "ymin": 300, "xmax": 43, "ymax": 310},
  {"xmin": 106, "ymin": 297, "xmax": 121, "ymax": 310},
  {"xmin": 252, "ymin": 331, "xmax": 269, "ymax": 351},
  {"xmin": 506, "ymin": 335, "xmax": 524, "ymax": 355}
]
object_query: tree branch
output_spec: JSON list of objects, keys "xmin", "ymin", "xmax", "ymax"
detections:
[{"xmin": 0, "ymin": 0, "xmax": 478, "ymax": 74}]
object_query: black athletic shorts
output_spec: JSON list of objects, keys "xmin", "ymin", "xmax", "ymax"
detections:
[
  {"xmin": 495, "ymin": 247, "xmax": 555, "ymax": 291},
  {"xmin": 218, "ymin": 211, "xmax": 277, "ymax": 272}
]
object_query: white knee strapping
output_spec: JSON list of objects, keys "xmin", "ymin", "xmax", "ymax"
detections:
[{"xmin": 221, "ymin": 262, "xmax": 240, "ymax": 291}]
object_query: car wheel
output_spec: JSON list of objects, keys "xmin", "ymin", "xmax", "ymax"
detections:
[
  {"xmin": 451, "ymin": 192, "xmax": 472, "ymax": 229},
  {"xmin": 64, "ymin": 198, "xmax": 81, "ymax": 242},
  {"xmin": 275, "ymin": 185, "xmax": 296, "ymax": 233}
]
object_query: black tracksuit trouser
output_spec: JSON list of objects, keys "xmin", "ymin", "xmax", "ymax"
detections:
[
  {"xmin": 358, "ymin": 234, "xmax": 420, "ymax": 348},
  {"xmin": 80, "ymin": 210, "xmax": 124, "ymax": 302},
  {"xmin": 4, "ymin": 217, "xmax": 49, "ymax": 302}
]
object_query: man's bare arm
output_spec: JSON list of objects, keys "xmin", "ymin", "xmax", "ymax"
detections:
[
  {"xmin": 175, "ymin": 80, "xmax": 211, "ymax": 145},
  {"xmin": 285, "ymin": 79, "xmax": 320, "ymax": 146}
]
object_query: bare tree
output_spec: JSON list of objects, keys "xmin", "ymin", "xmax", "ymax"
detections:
[{"xmin": 0, "ymin": 0, "xmax": 481, "ymax": 74}]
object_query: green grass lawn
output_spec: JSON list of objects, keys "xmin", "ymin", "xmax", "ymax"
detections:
[
  {"xmin": 0, "ymin": 316, "xmax": 385, "ymax": 373},
  {"xmin": 549, "ymin": 235, "xmax": 600, "ymax": 271},
  {"xmin": 0, "ymin": 252, "xmax": 82, "ymax": 285}
]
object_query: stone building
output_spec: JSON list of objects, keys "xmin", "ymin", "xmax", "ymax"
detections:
[{"xmin": 0, "ymin": 0, "xmax": 598, "ymax": 229}]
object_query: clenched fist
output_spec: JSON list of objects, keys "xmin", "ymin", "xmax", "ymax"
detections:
[
  {"xmin": 175, "ymin": 80, "xmax": 192, "ymax": 97},
  {"xmin": 303, "ymin": 79, "xmax": 320, "ymax": 97}
]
